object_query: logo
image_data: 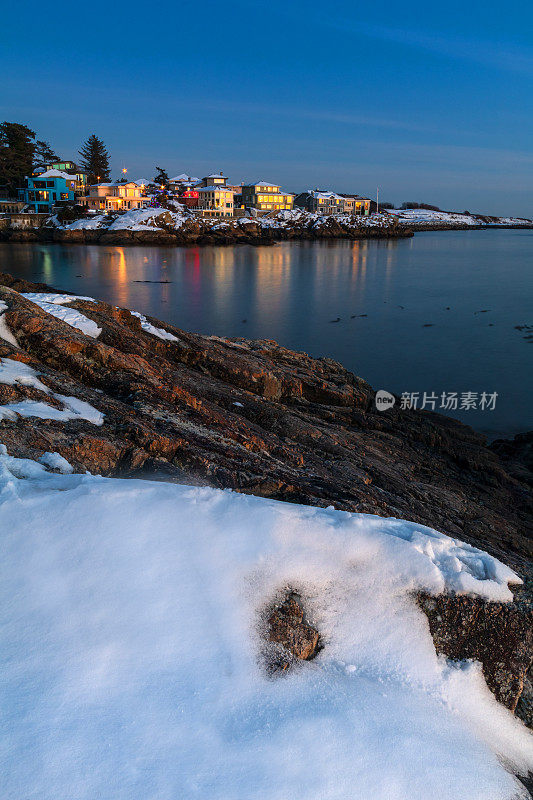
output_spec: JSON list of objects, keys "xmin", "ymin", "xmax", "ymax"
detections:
[{"xmin": 375, "ymin": 390, "xmax": 396, "ymax": 411}]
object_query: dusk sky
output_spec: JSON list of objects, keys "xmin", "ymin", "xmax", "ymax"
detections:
[{"xmin": 2, "ymin": 0, "xmax": 532, "ymax": 216}]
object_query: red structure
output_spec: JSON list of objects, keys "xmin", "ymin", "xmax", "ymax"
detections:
[{"xmin": 179, "ymin": 189, "xmax": 199, "ymax": 209}]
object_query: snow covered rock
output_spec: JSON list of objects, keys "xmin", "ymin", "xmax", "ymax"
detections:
[{"xmin": 0, "ymin": 449, "xmax": 531, "ymax": 800}]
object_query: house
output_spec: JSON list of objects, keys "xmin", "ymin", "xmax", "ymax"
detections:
[
  {"xmin": 168, "ymin": 174, "xmax": 199, "ymax": 193},
  {"xmin": 78, "ymin": 182, "xmax": 150, "ymax": 212},
  {"xmin": 43, "ymin": 161, "xmax": 88, "ymax": 197},
  {"xmin": 134, "ymin": 178, "xmax": 154, "ymax": 193},
  {"xmin": 338, "ymin": 194, "xmax": 371, "ymax": 215},
  {"xmin": 196, "ymin": 185, "xmax": 234, "ymax": 217},
  {"xmin": 240, "ymin": 182, "xmax": 294, "ymax": 212},
  {"xmin": 200, "ymin": 173, "xmax": 228, "ymax": 187},
  {"xmin": 18, "ymin": 169, "xmax": 77, "ymax": 213},
  {"xmin": 294, "ymin": 190, "xmax": 345, "ymax": 215}
]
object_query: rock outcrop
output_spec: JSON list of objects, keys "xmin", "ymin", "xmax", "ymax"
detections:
[{"xmin": 0, "ymin": 272, "xmax": 531, "ymax": 724}]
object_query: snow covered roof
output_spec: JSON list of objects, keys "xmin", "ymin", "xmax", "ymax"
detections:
[
  {"xmin": 169, "ymin": 174, "xmax": 199, "ymax": 183},
  {"xmin": 33, "ymin": 170, "xmax": 74, "ymax": 181},
  {"xmin": 134, "ymin": 178, "xmax": 152, "ymax": 186},
  {"xmin": 204, "ymin": 173, "xmax": 227, "ymax": 179},
  {"xmin": 197, "ymin": 185, "xmax": 234, "ymax": 194},
  {"xmin": 306, "ymin": 189, "xmax": 344, "ymax": 200}
]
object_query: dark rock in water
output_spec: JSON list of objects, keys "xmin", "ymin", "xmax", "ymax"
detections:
[
  {"xmin": 267, "ymin": 592, "xmax": 320, "ymax": 671},
  {"xmin": 418, "ymin": 590, "xmax": 533, "ymax": 724}
]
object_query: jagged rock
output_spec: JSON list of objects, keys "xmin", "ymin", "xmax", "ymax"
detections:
[
  {"xmin": 267, "ymin": 592, "xmax": 320, "ymax": 671},
  {"xmin": 418, "ymin": 591, "xmax": 533, "ymax": 724}
]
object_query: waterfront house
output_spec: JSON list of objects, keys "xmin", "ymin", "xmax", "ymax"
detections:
[
  {"xmin": 78, "ymin": 182, "xmax": 150, "ymax": 212},
  {"xmin": 339, "ymin": 194, "xmax": 371, "ymax": 215},
  {"xmin": 168, "ymin": 174, "xmax": 199, "ymax": 192},
  {"xmin": 241, "ymin": 182, "xmax": 294, "ymax": 212},
  {"xmin": 200, "ymin": 173, "xmax": 228, "ymax": 187},
  {"xmin": 18, "ymin": 169, "xmax": 77, "ymax": 213},
  {"xmin": 197, "ymin": 185, "xmax": 234, "ymax": 217},
  {"xmin": 43, "ymin": 160, "xmax": 88, "ymax": 197},
  {"xmin": 294, "ymin": 190, "xmax": 344, "ymax": 215}
]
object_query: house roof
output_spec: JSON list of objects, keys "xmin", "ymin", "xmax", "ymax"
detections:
[
  {"xmin": 90, "ymin": 182, "xmax": 138, "ymax": 188},
  {"xmin": 204, "ymin": 174, "xmax": 227, "ymax": 179},
  {"xmin": 197, "ymin": 186, "xmax": 234, "ymax": 194},
  {"xmin": 169, "ymin": 174, "xmax": 199, "ymax": 183},
  {"xmin": 33, "ymin": 170, "xmax": 74, "ymax": 181},
  {"xmin": 308, "ymin": 189, "xmax": 344, "ymax": 200}
]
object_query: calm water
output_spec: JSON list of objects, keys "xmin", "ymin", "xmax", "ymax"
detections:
[{"xmin": 1, "ymin": 230, "xmax": 531, "ymax": 438}]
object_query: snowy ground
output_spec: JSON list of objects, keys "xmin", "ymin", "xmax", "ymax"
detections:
[
  {"xmin": 0, "ymin": 446, "xmax": 531, "ymax": 800},
  {"xmin": 387, "ymin": 208, "xmax": 531, "ymax": 226}
]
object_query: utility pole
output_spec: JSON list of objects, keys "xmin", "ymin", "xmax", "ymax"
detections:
[{"xmin": 376, "ymin": 186, "xmax": 380, "ymax": 215}]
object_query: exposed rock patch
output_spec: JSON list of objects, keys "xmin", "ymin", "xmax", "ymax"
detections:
[
  {"xmin": 417, "ymin": 590, "xmax": 533, "ymax": 724},
  {"xmin": 266, "ymin": 592, "xmax": 321, "ymax": 672}
]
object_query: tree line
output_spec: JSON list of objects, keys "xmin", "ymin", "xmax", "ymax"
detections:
[{"xmin": 0, "ymin": 122, "xmax": 111, "ymax": 194}]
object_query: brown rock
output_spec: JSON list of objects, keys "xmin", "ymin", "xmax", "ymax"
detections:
[
  {"xmin": 267, "ymin": 593, "xmax": 320, "ymax": 671},
  {"xmin": 418, "ymin": 590, "xmax": 533, "ymax": 721}
]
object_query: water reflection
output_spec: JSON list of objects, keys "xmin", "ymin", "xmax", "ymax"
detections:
[{"xmin": 1, "ymin": 232, "xmax": 531, "ymax": 438}]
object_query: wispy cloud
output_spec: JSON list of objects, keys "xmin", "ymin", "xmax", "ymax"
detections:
[{"xmin": 346, "ymin": 21, "xmax": 533, "ymax": 75}]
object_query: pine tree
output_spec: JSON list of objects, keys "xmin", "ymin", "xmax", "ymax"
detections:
[
  {"xmin": 153, "ymin": 167, "xmax": 169, "ymax": 187},
  {"xmin": 0, "ymin": 122, "xmax": 36, "ymax": 194},
  {"xmin": 78, "ymin": 135, "xmax": 111, "ymax": 185},
  {"xmin": 33, "ymin": 140, "xmax": 60, "ymax": 169}
]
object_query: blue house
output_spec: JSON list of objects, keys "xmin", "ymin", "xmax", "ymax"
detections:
[{"xmin": 18, "ymin": 169, "xmax": 77, "ymax": 213}]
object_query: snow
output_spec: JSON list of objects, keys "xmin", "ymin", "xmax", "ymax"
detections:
[
  {"xmin": 22, "ymin": 292, "xmax": 95, "ymax": 305},
  {"xmin": 130, "ymin": 310, "xmax": 179, "ymax": 342},
  {"xmin": 31, "ymin": 169, "xmax": 74, "ymax": 180},
  {"xmin": 64, "ymin": 215, "xmax": 106, "ymax": 230},
  {"xmin": 0, "ymin": 357, "xmax": 104, "ymax": 425},
  {"xmin": 385, "ymin": 209, "xmax": 530, "ymax": 226},
  {"xmin": 197, "ymin": 185, "xmax": 234, "ymax": 194},
  {"xmin": 169, "ymin": 173, "xmax": 199, "ymax": 183},
  {"xmin": 0, "ymin": 446, "xmax": 530, "ymax": 800},
  {"xmin": 0, "ymin": 301, "xmax": 18, "ymax": 347},
  {"xmin": 107, "ymin": 207, "xmax": 188, "ymax": 231},
  {"xmin": 22, "ymin": 293, "xmax": 101, "ymax": 338},
  {"xmin": 38, "ymin": 451, "xmax": 74, "ymax": 474}
]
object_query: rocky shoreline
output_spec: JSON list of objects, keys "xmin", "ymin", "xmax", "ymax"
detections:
[
  {"xmin": 1, "ymin": 205, "xmax": 532, "ymax": 247},
  {"xmin": 0, "ymin": 270, "xmax": 531, "ymax": 729},
  {"xmin": 1, "ymin": 213, "xmax": 414, "ymax": 246}
]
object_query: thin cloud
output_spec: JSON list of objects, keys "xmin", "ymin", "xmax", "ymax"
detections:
[{"xmin": 322, "ymin": 19, "xmax": 533, "ymax": 76}]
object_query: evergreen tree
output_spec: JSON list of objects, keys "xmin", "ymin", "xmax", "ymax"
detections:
[
  {"xmin": 0, "ymin": 122, "xmax": 36, "ymax": 194},
  {"xmin": 33, "ymin": 140, "xmax": 60, "ymax": 169},
  {"xmin": 153, "ymin": 166, "xmax": 169, "ymax": 187},
  {"xmin": 78, "ymin": 135, "xmax": 111, "ymax": 184}
]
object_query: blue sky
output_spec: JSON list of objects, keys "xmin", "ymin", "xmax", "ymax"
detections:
[{"xmin": 1, "ymin": 0, "xmax": 532, "ymax": 215}]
